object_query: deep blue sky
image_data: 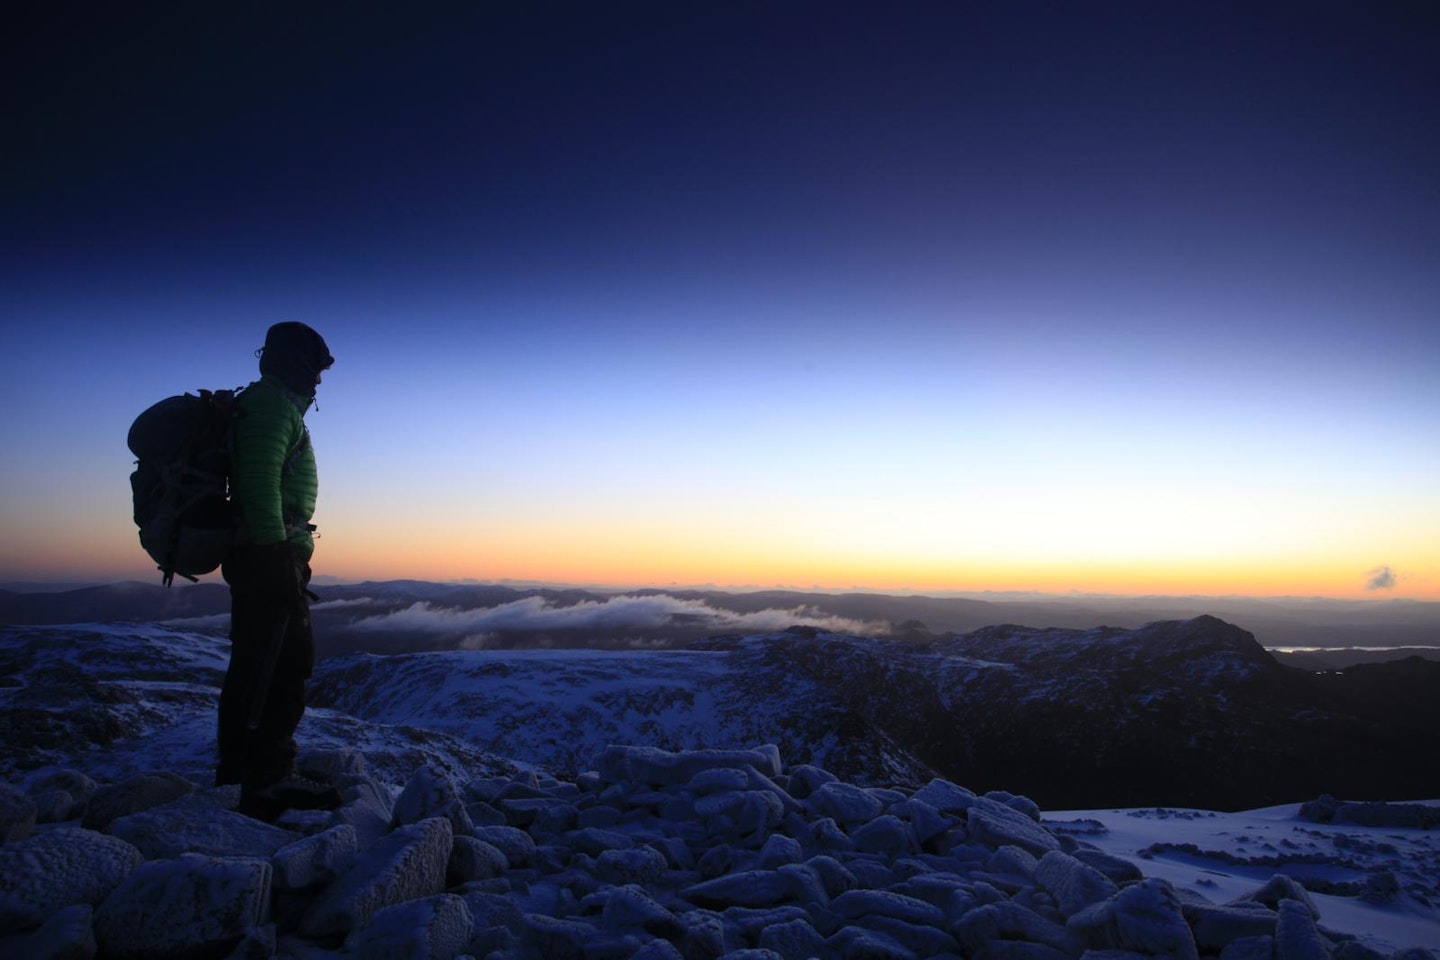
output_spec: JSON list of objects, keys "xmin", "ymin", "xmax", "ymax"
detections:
[{"xmin": 4, "ymin": 4, "xmax": 1437, "ymax": 595}]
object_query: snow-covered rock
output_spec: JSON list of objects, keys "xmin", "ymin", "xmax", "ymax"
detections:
[
  {"xmin": 300, "ymin": 816, "xmax": 453, "ymax": 938},
  {"xmin": 108, "ymin": 789, "xmax": 299, "ymax": 858},
  {"xmin": 92, "ymin": 853, "xmax": 272, "ymax": 959},
  {"xmin": 0, "ymin": 827, "xmax": 142, "ymax": 933}
]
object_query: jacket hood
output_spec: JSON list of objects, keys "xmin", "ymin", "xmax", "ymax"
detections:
[{"xmin": 259, "ymin": 322, "xmax": 333, "ymax": 398}]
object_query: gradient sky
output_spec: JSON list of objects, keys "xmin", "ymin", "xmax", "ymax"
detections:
[{"xmin": 3, "ymin": 4, "xmax": 1437, "ymax": 598}]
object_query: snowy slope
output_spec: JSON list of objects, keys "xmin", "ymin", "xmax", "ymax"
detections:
[
  {"xmin": 307, "ymin": 637, "xmax": 932, "ymax": 787},
  {"xmin": 0, "ymin": 624, "xmax": 531, "ymax": 787},
  {"xmin": 1044, "ymin": 802, "xmax": 1440, "ymax": 952}
]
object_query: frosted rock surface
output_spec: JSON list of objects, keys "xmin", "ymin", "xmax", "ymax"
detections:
[
  {"xmin": 0, "ymin": 902, "xmax": 95, "ymax": 960},
  {"xmin": 596, "ymin": 744, "xmax": 782, "ymax": 785},
  {"xmin": 109, "ymin": 792, "xmax": 298, "ymax": 859},
  {"xmin": 92, "ymin": 854, "xmax": 271, "ymax": 960},
  {"xmin": 300, "ymin": 816, "xmax": 453, "ymax": 938},
  {"xmin": 350, "ymin": 892, "xmax": 472, "ymax": 960},
  {"xmin": 966, "ymin": 794, "xmax": 1060, "ymax": 856},
  {"xmin": 1111, "ymin": 877, "xmax": 1200, "ymax": 960},
  {"xmin": 0, "ymin": 730, "xmax": 1431, "ymax": 958},
  {"xmin": 1274, "ymin": 897, "xmax": 1331, "ymax": 960},
  {"xmin": 1034, "ymin": 848, "xmax": 1118, "ymax": 917},
  {"xmin": 81, "ymin": 771, "xmax": 195, "ymax": 830},
  {"xmin": 272, "ymin": 823, "xmax": 358, "ymax": 892},
  {"xmin": 805, "ymin": 780, "xmax": 885, "ymax": 825},
  {"xmin": 0, "ymin": 827, "xmax": 142, "ymax": 933},
  {"xmin": 392, "ymin": 764, "xmax": 474, "ymax": 837},
  {"xmin": 0, "ymin": 786, "xmax": 35, "ymax": 843}
]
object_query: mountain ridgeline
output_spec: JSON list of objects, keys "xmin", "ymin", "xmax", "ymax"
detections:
[
  {"xmin": 2, "ymin": 580, "xmax": 1437, "ymax": 811},
  {"xmin": 300, "ymin": 615, "xmax": 1440, "ymax": 811}
]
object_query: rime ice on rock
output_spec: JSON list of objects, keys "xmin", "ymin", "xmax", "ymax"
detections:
[
  {"xmin": 966, "ymin": 794, "xmax": 1060, "ymax": 856},
  {"xmin": 109, "ymin": 791, "xmax": 299, "ymax": 858},
  {"xmin": 391, "ymin": 763, "xmax": 474, "ymax": 837},
  {"xmin": 0, "ymin": 828, "xmax": 142, "ymax": 933},
  {"xmin": 81, "ymin": 771, "xmax": 196, "ymax": 831},
  {"xmin": 596, "ymin": 744, "xmax": 783, "ymax": 786},
  {"xmin": 300, "ymin": 817, "xmax": 453, "ymax": 938},
  {"xmin": 0, "ymin": 786, "xmax": 35, "ymax": 843},
  {"xmin": 348, "ymin": 893, "xmax": 472, "ymax": 960},
  {"xmin": 92, "ymin": 854, "xmax": 272, "ymax": 959},
  {"xmin": 1, "ymin": 739, "xmax": 1436, "ymax": 958},
  {"xmin": 271, "ymin": 823, "xmax": 359, "ymax": 892}
]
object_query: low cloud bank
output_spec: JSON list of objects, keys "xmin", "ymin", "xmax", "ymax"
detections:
[{"xmin": 350, "ymin": 594, "xmax": 888, "ymax": 638}]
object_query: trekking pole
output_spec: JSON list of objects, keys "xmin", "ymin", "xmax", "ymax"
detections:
[{"xmin": 246, "ymin": 608, "xmax": 292, "ymax": 731}]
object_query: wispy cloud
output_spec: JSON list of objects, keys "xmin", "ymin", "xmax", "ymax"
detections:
[
  {"xmin": 1365, "ymin": 565, "xmax": 1397, "ymax": 591},
  {"xmin": 350, "ymin": 594, "xmax": 886, "ymax": 638}
]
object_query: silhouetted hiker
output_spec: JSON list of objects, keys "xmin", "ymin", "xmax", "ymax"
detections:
[{"xmin": 216, "ymin": 322, "xmax": 341, "ymax": 819}]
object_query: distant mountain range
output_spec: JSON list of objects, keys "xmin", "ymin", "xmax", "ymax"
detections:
[{"xmin": 2, "ymin": 580, "xmax": 1437, "ymax": 669}]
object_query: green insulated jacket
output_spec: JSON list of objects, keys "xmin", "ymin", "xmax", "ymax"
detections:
[{"xmin": 230, "ymin": 375, "xmax": 318, "ymax": 561}]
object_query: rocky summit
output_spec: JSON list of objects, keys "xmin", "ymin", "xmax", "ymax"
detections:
[{"xmin": 1, "ymin": 743, "xmax": 1427, "ymax": 960}]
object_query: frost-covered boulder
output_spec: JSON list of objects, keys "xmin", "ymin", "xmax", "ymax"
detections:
[
  {"xmin": 297, "ymin": 747, "xmax": 368, "ymax": 784},
  {"xmin": 334, "ymin": 774, "xmax": 398, "ymax": 849},
  {"xmin": 966, "ymin": 795, "xmax": 1060, "ymax": 856},
  {"xmin": 447, "ymin": 834, "xmax": 508, "ymax": 885},
  {"xmin": 596, "ymin": 845, "xmax": 668, "ymax": 886},
  {"xmin": 955, "ymin": 898, "xmax": 1083, "ymax": 956},
  {"xmin": 300, "ymin": 816, "xmax": 453, "ymax": 938},
  {"xmin": 595, "ymin": 883, "xmax": 683, "ymax": 939},
  {"xmin": 0, "ymin": 902, "xmax": 94, "ymax": 960},
  {"xmin": 0, "ymin": 827, "xmax": 142, "ymax": 933},
  {"xmin": 471, "ymin": 824, "xmax": 536, "ymax": 867},
  {"xmin": 910, "ymin": 778, "xmax": 977, "ymax": 814},
  {"xmin": 92, "ymin": 854, "xmax": 272, "ymax": 959},
  {"xmin": 271, "ymin": 823, "xmax": 359, "ymax": 892},
  {"xmin": 1181, "ymin": 899, "xmax": 1278, "ymax": 951},
  {"xmin": 850, "ymin": 813, "xmax": 917, "ymax": 857},
  {"xmin": 81, "ymin": 772, "xmax": 195, "ymax": 831},
  {"xmin": 1230, "ymin": 874, "xmax": 1320, "ymax": 919},
  {"xmin": 392, "ymin": 764, "xmax": 474, "ymax": 837},
  {"xmin": 349, "ymin": 893, "xmax": 472, "ymax": 960},
  {"xmin": 0, "ymin": 786, "xmax": 36, "ymax": 843},
  {"xmin": 831, "ymin": 888, "xmax": 947, "ymax": 928},
  {"xmin": 682, "ymin": 869, "xmax": 793, "ymax": 908},
  {"xmin": 595, "ymin": 744, "xmax": 783, "ymax": 787},
  {"xmin": 1034, "ymin": 849, "xmax": 1118, "ymax": 917},
  {"xmin": 805, "ymin": 780, "xmax": 884, "ymax": 825},
  {"xmin": 24, "ymin": 769, "xmax": 97, "ymax": 804},
  {"xmin": 108, "ymin": 791, "xmax": 299, "ymax": 859},
  {"xmin": 1071, "ymin": 845, "xmax": 1144, "ymax": 884},
  {"xmin": 1070, "ymin": 877, "xmax": 1198, "ymax": 960},
  {"xmin": 518, "ymin": 912, "xmax": 597, "ymax": 959},
  {"xmin": 1274, "ymin": 898, "xmax": 1330, "ymax": 960}
]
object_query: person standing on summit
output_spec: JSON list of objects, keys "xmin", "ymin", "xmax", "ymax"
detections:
[{"xmin": 217, "ymin": 321, "xmax": 340, "ymax": 819}]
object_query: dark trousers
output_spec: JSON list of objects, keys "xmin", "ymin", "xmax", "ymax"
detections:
[{"xmin": 217, "ymin": 548, "xmax": 315, "ymax": 788}]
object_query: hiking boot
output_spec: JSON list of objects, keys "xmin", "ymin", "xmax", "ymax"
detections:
[{"xmin": 239, "ymin": 772, "xmax": 342, "ymax": 821}]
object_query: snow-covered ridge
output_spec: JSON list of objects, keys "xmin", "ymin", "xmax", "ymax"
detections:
[{"xmin": 307, "ymin": 617, "xmax": 1440, "ymax": 811}]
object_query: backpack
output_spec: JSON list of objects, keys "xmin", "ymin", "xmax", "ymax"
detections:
[{"xmin": 127, "ymin": 388, "xmax": 244, "ymax": 586}]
